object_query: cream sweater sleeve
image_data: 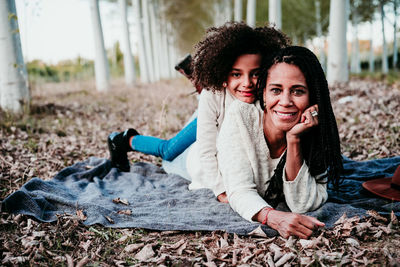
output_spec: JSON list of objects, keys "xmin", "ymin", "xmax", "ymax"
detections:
[
  {"xmin": 217, "ymin": 101, "xmax": 271, "ymax": 222},
  {"xmin": 282, "ymin": 164, "xmax": 328, "ymax": 213},
  {"xmin": 196, "ymin": 90, "xmax": 225, "ymax": 196}
]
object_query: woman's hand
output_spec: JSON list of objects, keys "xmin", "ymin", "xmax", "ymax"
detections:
[
  {"xmin": 267, "ymin": 210, "xmax": 324, "ymax": 239},
  {"xmin": 217, "ymin": 192, "xmax": 229, "ymax": 203},
  {"xmin": 286, "ymin": 104, "xmax": 319, "ymax": 141}
]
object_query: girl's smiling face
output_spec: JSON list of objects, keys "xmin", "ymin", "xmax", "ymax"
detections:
[
  {"xmin": 263, "ymin": 62, "xmax": 310, "ymax": 133},
  {"xmin": 226, "ymin": 54, "xmax": 261, "ymax": 104}
]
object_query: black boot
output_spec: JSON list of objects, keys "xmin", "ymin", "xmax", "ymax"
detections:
[{"xmin": 107, "ymin": 128, "xmax": 139, "ymax": 172}]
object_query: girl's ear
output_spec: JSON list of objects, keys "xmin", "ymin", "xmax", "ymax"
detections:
[{"xmin": 222, "ymin": 82, "xmax": 227, "ymax": 88}]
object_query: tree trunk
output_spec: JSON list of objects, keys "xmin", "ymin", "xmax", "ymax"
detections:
[
  {"xmin": 90, "ymin": 0, "xmax": 110, "ymax": 91},
  {"xmin": 141, "ymin": 0, "xmax": 155, "ymax": 82},
  {"xmin": 315, "ymin": 0, "xmax": 326, "ymax": 72},
  {"xmin": 350, "ymin": 11, "xmax": 360, "ymax": 74},
  {"xmin": 380, "ymin": 2, "xmax": 388, "ymax": 74},
  {"xmin": 149, "ymin": 0, "xmax": 161, "ymax": 81},
  {"xmin": 133, "ymin": 0, "xmax": 149, "ymax": 83},
  {"xmin": 369, "ymin": 22, "xmax": 375, "ymax": 72},
  {"xmin": 327, "ymin": 0, "xmax": 348, "ymax": 84},
  {"xmin": 119, "ymin": 0, "xmax": 135, "ymax": 86},
  {"xmin": 224, "ymin": 0, "xmax": 232, "ymax": 22},
  {"xmin": 0, "ymin": 0, "xmax": 29, "ymax": 113},
  {"xmin": 234, "ymin": 0, "xmax": 242, "ymax": 22},
  {"xmin": 246, "ymin": 0, "xmax": 256, "ymax": 27},
  {"xmin": 268, "ymin": 0, "xmax": 281, "ymax": 29},
  {"xmin": 393, "ymin": 0, "xmax": 398, "ymax": 69}
]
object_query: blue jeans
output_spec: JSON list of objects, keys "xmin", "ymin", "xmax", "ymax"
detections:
[{"xmin": 130, "ymin": 118, "xmax": 197, "ymax": 161}]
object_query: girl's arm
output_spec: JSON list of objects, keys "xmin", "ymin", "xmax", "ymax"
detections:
[{"xmin": 196, "ymin": 90, "xmax": 225, "ymax": 197}]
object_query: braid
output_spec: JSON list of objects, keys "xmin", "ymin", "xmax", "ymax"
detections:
[{"xmin": 257, "ymin": 46, "xmax": 343, "ymax": 190}]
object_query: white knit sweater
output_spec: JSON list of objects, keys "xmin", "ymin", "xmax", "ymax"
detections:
[
  {"xmin": 217, "ymin": 100, "xmax": 328, "ymax": 222},
  {"xmin": 186, "ymin": 89, "xmax": 235, "ymax": 196}
]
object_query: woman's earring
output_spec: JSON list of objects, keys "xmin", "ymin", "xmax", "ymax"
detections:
[{"xmin": 222, "ymin": 82, "xmax": 227, "ymax": 88}]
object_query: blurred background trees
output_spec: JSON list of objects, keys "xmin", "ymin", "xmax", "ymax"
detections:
[{"xmin": 2, "ymin": 0, "xmax": 400, "ymax": 113}]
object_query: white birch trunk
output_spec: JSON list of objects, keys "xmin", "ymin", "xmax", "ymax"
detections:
[
  {"xmin": 159, "ymin": 8, "xmax": 171, "ymax": 79},
  {"xmin": 350, "ymin": 12, "xmax": 360, "ymax": 73},
  {"xmin": 133, "ymin": 0, "xmax": 149, "ymax": 83},
  {"xmin": 234, "ymin": 0, "xmax": 242, "ymax": 22},
  {"xmin": 90, "ymin": 0, "xmax": 110, "ymax": 91},
  {"xmin": 268, "ymin": 0, "xmax": 281, "ymax": 29},
  {"xmin": 141, "ymin": 0, "xmax": 155, "ymax": 82},
  {"xmin": 0, "ymin": 0, "xmax": 29, "ymax": 113},
  {"xmin": 369, "ymin": 22, "xmax": 375, "ymax": 72},
  {"xmin": 315, "ymin": 0, "xmax": 326, "ymax": 72},
  {"xmin": 119, "ymin": 0, "xmax": 135, "ymax": 86},
  {"xmin": 380, "ymin": 2, "xmax": 388, "ymax": 74},
  {"xmin": 393, "ymin": 0, "xmax": 398, "ymax": 69},
  {"xmin": 167, "ymin": 23, "xmax": 177, "ymax": 78},
  {"xmin": 327, "ymin": 0, "xmax": 348, "ymax": 84},
  {"xmin": 246, "ymin": 0, "xmax": 256, "ymax": 27},
  {"xmin": 224, "ymin": 0, "xmax": 232, "ymax": 22},
  {"xmin": 149, "ymin": 0, "xmax": 160, "ymax": 81}
]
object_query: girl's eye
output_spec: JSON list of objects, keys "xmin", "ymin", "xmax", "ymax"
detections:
[
  {"xmin": 231, "ymin": 72, "xmax": 241, "ymax": 78},
  {"xmin": 251, "ymin": 72, "xmax": 259, "ymax": 78}
]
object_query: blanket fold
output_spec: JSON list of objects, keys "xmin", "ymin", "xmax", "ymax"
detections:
[{"xmin": 2, "ymin": 156, "xmax": 400, "ymax": 236}]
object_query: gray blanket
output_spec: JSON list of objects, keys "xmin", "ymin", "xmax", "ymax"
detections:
[{"xmin": 2, "ymin": 156, "xmax": 400, "ymax": 236}]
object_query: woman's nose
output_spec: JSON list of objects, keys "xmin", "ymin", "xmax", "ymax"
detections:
[{"xmin": 279, "ymin": 91, "xmax": 293, "ymax": 106}]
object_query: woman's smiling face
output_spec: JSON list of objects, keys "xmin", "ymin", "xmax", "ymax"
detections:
[
  {"xmin": 263, "ymin": 62, "xmax": 310, "ymax": 133},
  {"xmin": 226, "ymin": 53, "xmax": 261, "ymax": 104}
]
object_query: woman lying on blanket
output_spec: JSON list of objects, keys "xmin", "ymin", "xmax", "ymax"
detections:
[
  {"xmin": 108, "ymin": 22, "xmax": 290, "ymax": 202},
  {"xmin": 217, "ymin": 46, "xmax": 343, "ymax": 239}
]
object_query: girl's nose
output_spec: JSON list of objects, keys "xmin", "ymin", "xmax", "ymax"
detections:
[{"xmin": 242, "ymin": 75, "xmax": 254, "ymax": 87}]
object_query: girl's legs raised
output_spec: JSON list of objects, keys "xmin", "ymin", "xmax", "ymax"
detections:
[{"xmin": 130, "ymin": 118, "xmax": 197, "ymax": 161}]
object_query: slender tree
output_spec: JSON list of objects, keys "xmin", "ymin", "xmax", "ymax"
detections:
[
  {"xmin": 234, "ymin": 0, "xmax": 242, "ymax": 21},
  {"xmin": 246, "ymin": 0, "xmax": 256, "ymax": 27},
  {"xmin": 90, "ymin": 0, "xmax": 110, "ymax": 91},
  {"xmin": 269, "ymin": 0, "xmax": 281, "ymax": 29},
  {"xmin": 393, "ymin": 0, "xmax": 398, "ymax": 69},
  {"xmin": 141, "ymin": 0, "xmax": 155, "ymax": 82},
  {"xmin": 327, "ymin": 0, "xmax": 349, "ymax": 83},
  {"xmin": 350, "ymin": 3, "xmax": 361, "ymax": 74},
  {"xmin": 133, "ymin": 0, "xmax": 149, "ymax": 83},
  {"xmin": 369, "ymin": 22, "xmax": 375, "ymax": 72},
  {"xmin": 315, "ymin": 0, "xmax": 326, "ymax": 71},
  {"xmin": 380, "ymin": 1, "xmax": 388, "ymax": 74},
  {"xmin": 119, "ymin": 0, "xmax": 136, "ymax": 86},
  {"xmin": 149, "ymin": 0, "xmax": 161, "ymax": 81},
  {"xmin": 0, "ymin": 0, "xmax": 29, "ymax": 113}
]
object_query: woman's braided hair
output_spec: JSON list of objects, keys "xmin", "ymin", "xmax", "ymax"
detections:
[
  {"xmin": 257, "ymin": 46, "xmax": 343, "ymax": 193},
  {"xmin": 192, "ymin": 22, "xmax": 290, "ymax": 91}
]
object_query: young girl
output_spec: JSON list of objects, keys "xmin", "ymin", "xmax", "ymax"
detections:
[
  {"xmin": 108, "ymin": 22, "xmax": 290, "ymax": 202},
  {"xmin": 217, "ymin": 46, "xmax": 343, "ymax": 238}
]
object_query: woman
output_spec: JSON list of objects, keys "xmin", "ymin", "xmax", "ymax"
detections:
[
  {"xmin": 217, "ymin": 46, "xmax": 342, "ymax": 238},
  {"xmin": 108, "ymin": 22, "xmax": 290, "ymax": 202}
]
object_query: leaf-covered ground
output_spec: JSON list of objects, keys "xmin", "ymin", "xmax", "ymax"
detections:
[{"xmin": 1, "ymin": 78, "xmax": 399, "ymax": 266}]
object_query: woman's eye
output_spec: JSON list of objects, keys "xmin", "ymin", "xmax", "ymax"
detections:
[
  {"xmin": 270, "ymin": 88, "xmax": 281, "ymax": 94},
  {"xmin": 292, "ymin": 89, "xmax": 306, "ymax": 96},
  {"xmin": 231, "ymin": 73, "xmax": 241, "ymax": 78},
  {"xmin": 251, "ymin": 72, "xmax": 259, "ymax": 78}
]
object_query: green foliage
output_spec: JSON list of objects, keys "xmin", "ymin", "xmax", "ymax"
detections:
[
  {"xmin": 27, "ymin": 57, "xmax": 94, "ymax": 83},
  {"xmin": 162, "ymin": 0, "xmax": 216, "ymax": 53}
]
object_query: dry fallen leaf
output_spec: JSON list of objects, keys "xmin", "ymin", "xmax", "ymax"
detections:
[
  {"xmin": 112, "ymin": 198, "xmax": 130, "ymax": 205},
  {"xmin": 135, "ymin": 244, "xmax": 155, "ymax": 261},
  {"xmin": 104, "ymin": 215, "xmax": 114, "ymax": 224},
  {"xmin": 117, "ymin": 209, "xmax": 132, "ymax": 215},
  {"xmin": 76, "ymin": 209, "xmax": 87, "ymax": 221}
]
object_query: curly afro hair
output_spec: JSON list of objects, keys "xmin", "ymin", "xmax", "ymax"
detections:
[{"xmin": 192, "ymin": 22, "xmax": 290, "ymax": 91}]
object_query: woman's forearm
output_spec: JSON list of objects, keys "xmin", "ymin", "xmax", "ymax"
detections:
[{"xmin": 285, "ymin": 136, "xmax": 303, "ymax": 181}]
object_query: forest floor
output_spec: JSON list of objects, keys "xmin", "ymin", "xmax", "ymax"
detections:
[{"xmin": 1, "ymin": 78, "xmax": 400, "ymax": 266}]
